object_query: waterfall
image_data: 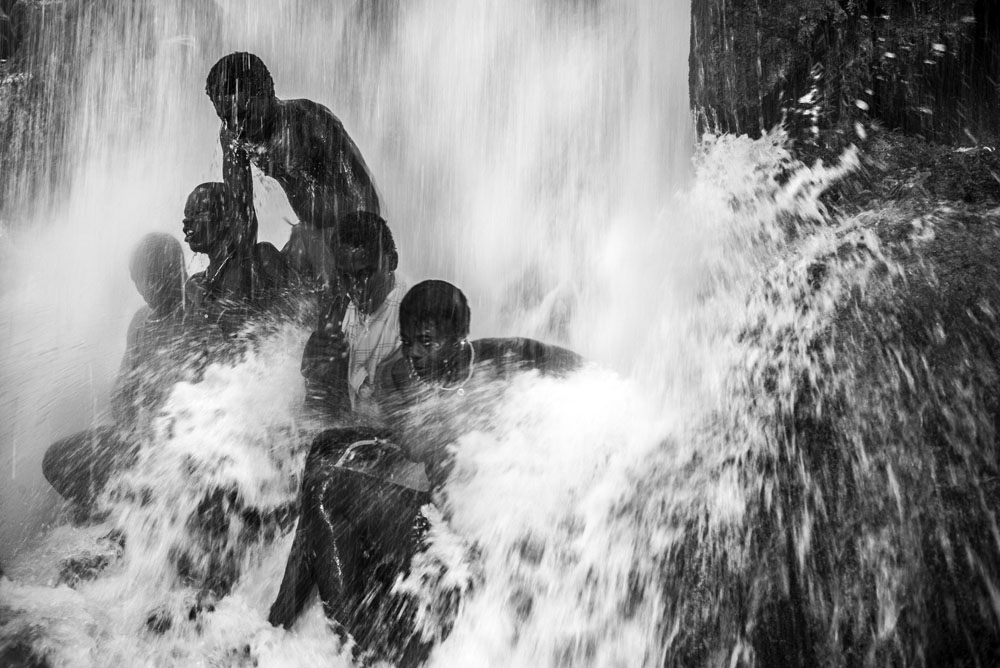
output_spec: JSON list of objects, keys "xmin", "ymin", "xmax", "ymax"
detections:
[
  {"xmin": 5, "ymin": 1, "xmax": 997, "ymax": 667},
  {"xmin": 1, "ymin": 0, "xmax": 691, "ymax": 560}
]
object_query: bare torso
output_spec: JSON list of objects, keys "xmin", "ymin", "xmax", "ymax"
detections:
[{"xmin": 222, "ymin": 98, "xmax": 380, "ymax": 233}]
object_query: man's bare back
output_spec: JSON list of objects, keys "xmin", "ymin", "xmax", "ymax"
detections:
[
  {"xmin": 207, "ymin": 53, "xmax": 380, "ymax": 280},
  {"xmin": 220, "ymin": 98, "xmax": 379, "ymax": 232}
]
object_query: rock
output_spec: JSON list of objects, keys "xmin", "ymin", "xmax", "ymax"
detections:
[
  {"xmin": 56, "ymin": 553, "xmax": 111, "ymax": 588},
  {"xmin": 690, "ymin": 0, "xmax": 1000, "ymax": 144},
  {"xmin": 0, "ymin": 609, "xmax": 49, "ymax": 668},
  {"xmin": 734, "ymin": 203, "xmax": 1000, "ymax": 666},
  {"xmin": 816, "ymin": 129, "xmax": 1000, "ymax": 213},
  {"xmin": 0, "ymin": 642, "xmax": 48, "ymax": 668},
  {"xmin": 55, "ymin": 529, "xmax": 124, "ymax": 588},
  {"xmin": 0, "ymin": 12, "xmax": 15, "ymax": 60}
]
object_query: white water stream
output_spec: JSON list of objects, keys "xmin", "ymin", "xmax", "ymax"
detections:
[{"xmin": 0, "ymin": 2, "xmax": 912, "ymax": 667}]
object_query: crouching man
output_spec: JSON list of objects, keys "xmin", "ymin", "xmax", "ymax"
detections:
[
  {"xmin": 300, "ymin": 211, "xmax": 407, "ymax": 421},
  {"xmin": 267, "ymin": 280, "xmax": 582, "ymax": 665}
]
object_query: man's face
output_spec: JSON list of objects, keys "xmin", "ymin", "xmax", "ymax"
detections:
[
  {"xmin": 210, "ymin": 87, "xmax": 273, "ymax": 139},
  {"xmin": 336, "ymin": 244, "xmax": 394, "ymax": 316},
  {"xmin": 400, "ymin": 319, "xmax": 459, "ymax": 382},
  {"xmin": 182, "ymin": 195, "xmax": 229, "ymax": 254}
]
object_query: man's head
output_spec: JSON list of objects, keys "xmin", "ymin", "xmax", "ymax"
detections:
[
  {"xmin": 335, "ymin": 211, "xmax": 399, "ymax": 316},
  {"xmin": 130, "ymin": 233, "xmax": 186, "ymax": 313},
  {"xmin": 205, "ymin": 52, "xmax": 276, "ymax": 139},
  {"xmin": 399, "ymin": 280, "xmax": 471, "ymax": 381},
  {"xmin": 182, "ymin": 183, "xmax": 236, "ymax": 254}
]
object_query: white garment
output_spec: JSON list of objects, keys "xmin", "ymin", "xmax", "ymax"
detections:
[{"xmin": 342, "ymin": 275, "xmax": 407, "ymax": 413}]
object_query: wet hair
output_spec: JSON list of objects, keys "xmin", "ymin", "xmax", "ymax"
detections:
[
  {"xmin": 205, "ymin": 52, "xmax": 274, "ymax": 99},
  {"xmin": 399, "ymin": 280, "xmax": 471, "ymax": 339},
  {"xmin": 336, "ymin": 211, "xmax": 398, "ymax": 269},
  {"xmin": 129, "ymin": 232, "xmax": 186, "ymax": 283}
]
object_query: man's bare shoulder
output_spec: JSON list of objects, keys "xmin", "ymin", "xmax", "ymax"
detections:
[{"xmin": 281, "ymin": 98, "xmax": 345, "ymax": 133}]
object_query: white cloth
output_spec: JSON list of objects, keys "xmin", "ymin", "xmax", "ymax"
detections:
[{"xmin": 342, "ymin": 275, "xmax": 407, "ymax": 413}]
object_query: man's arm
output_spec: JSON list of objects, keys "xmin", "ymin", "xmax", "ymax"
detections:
[
  {"xmin": 307, "ymin": 114, "xmax": 380, "ymax": 229},
  {"xmin": 220, "ymin": 127, "xmax": 259, "ymax": 252},
  {"xmin": 372, "ymin": 349, "xmax": 413, "ymax": 420},
  {"xmin": 475, "ymin": 338, "xmax": 585, "ymax": 377},
  {"xmin": 330, "ymin": 123, "xmax": 380, "ymax": 217},
  {"xmin": 515, "ymin": 338, "xmax": 585, "ymax": 375},
  {"xmin": 301, "ymin": 292, "xmax": 352, "ymax": 418},
  {"xmin": 254, "ymin": 241, "xmax": 297, "ymax": 292}
]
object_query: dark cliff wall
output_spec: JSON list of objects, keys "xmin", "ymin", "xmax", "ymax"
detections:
[{"xmin": 690, "ymin": 0, "xmax": 1000, "ymax": 144}]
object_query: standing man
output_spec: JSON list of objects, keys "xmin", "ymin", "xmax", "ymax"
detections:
[
  {"xmin": 204, "ymin": 52, "xmax": 381, "ymax": 283},
  {"xmin": 300, "ymin": 211, "xmax": 406, "ymax": 419}
]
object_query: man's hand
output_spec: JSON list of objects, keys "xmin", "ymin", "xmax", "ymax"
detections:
[
  {"xmin": 301, "ymin": 329, "xmax": 349, "ymax": 380},
  {"xmin": 301, "ymin": 327, "xmax": 352, "ymax": 417}
]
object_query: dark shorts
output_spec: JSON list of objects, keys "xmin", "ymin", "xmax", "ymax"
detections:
[{"xmin": 269, "ymin": 427, "xmax": 433, "ymax": 666}]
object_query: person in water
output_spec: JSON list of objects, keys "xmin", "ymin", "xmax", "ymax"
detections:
[
  {"xmin": 300, "ymin": 211, "xmax": 407, "ymax": 419},
  {"xmin": 205, "ymin": 52, "xmax": 381, "ymax": 283},
  {"xmin": 378, "ymin": 279, "xmax": 583, "ymax": 480},
  {"xmin": 169, "ymin": 182, "xmax": 298, "ymax": 600},
  {"xmin": 267, "ymin": 280, "xmax": 582, "ymax": 665},
  {"xmin": 43, "ymin": 233, "xmax": 206, "ymax": 516},
  {"xmin": 182, "ymin": 182, "xmax": 294, "ymax": 336}
]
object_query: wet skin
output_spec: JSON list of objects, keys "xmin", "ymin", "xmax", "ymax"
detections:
[
  {"xmin": 399, "ymin": 320, "xmax": 464, "ymax": 383},
  {"xmin": 181, "ymin": 185, "xmax": 292, "ymax": 334},
  {"xmin": 182, "ymin": 188, "xmax": 232, "ymax": 255},
  {"xmin": 182, "ymin": 187, "xmax": 244, "ymax": 305},
  {"xmin": 382, "ymin": 333, "xmax": 585, "ymax": 472},
  {"xmin": 335, "ymin": 244, "xmax": 395, "ymax": 317},
  {"xmin": 210, "ymin": 89, "xmax": 274, "ymax": 142},
  {"xmin": 211, "ymin": 92, "xmax": 380, "ymax": 266}
]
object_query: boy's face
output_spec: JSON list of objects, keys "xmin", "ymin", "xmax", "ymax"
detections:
[
  {"xmin": 400, "ymin": 319, "xmax": 459, "ymax": 382},
  {"xmin": 182, "ymin": 193, "xmax": 229, "ymax": 254},
  {"xmin": 335, "ymin": 244, "xmax": 394, "ymax": 316}
]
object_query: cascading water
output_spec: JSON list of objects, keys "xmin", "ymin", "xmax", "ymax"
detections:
[
  {"xmin": 3, "ymin": 1, "xmax": 999, "ymax": 667},
  {"xmin": 1, "ymin": 0, "xmax": 691, "ymax": 556}
]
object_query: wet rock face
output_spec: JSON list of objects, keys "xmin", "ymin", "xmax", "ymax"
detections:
[
  {"xmin": 837, "ymin": 210, "xmax": 1000, "ymax": 666},
  {"xmin": 0, "ymin": 13, "xmax": 14, "ymax": 61},
  {"xmin": 55, "ymin": 530, "xmax": 125, "ymax": 588},
  {"xmin": 690, "ymin": 0, "xmax": 1000, "ymax": 144},
  {"xmin": 0, "ymin": 641, "xmax": 49, "ymax": 668},
  {"xmin": 864, "ymin": 136, "xmax": 1000, "ymax": 205},
  {"xmin": 0, "ymin": 0, "xmax": 28, "ymax": 60},
  {"xmin": 804, "ymin": 129, "xmax": 1000, "ymax": 223},
  {"xmin": 57, "ymin": 553, "xmax": 112, "ymax": 588},
  {"xmin": 739, "ymin": 205, "xmax": 1000, "ymax": 667}
]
